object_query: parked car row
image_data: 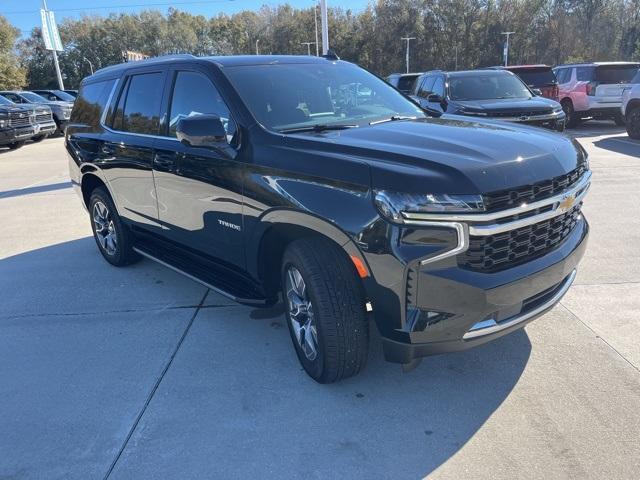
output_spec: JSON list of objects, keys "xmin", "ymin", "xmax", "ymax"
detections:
[
  {"xmin": 386, "ymin": 61, "xmax": 640, "ymax": 138},
  {"xmin": 0, "ymin": 89, "xmax": 75, "ymax": 150}
]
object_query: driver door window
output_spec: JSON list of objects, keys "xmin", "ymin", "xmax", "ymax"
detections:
[
  {"xmin": 167, "ymin": 71, "xmax": 236, "ymax": 143},
  {"xmin": 431, "ymin": 77, "xmax": 445, "ymax": 98}
]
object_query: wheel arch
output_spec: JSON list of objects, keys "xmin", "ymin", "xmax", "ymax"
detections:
[
  {"xmin": 626, "ymin": 99, "xmax": 640, "ymax": 119},
  {"xmin": 79, "ymin": 168, "xmax": 113, "ymax": 210},
  {"xmin": 249, "ymin": 209, "xmax": 373, "ymax": 300}
]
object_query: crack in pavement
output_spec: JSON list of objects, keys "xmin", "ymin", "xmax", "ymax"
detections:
[
  {"xmin": 1, "ymin": 302, "xmax": 240, "ymax": 321},
  {"xmin": 558, "ymin": 302, "xmax": 640, "ymax": 375},
  {"xmin": 102, "ymin": 289, "xmax": 210, "ymax": 480}
]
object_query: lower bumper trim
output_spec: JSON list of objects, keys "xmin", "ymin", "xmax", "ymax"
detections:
[{"xmin": 463, "ymin": 269, "xmax": 576, "ymax": 340}]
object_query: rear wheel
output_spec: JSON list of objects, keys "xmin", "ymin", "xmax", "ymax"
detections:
[
  {"xmin": 561, "ymin": 100, "xmax": 578, "ymax": 128},
  {"xmin": 88, "ymin": 187, "xmax": 140, "ymax": 266},
  {"xmin": 281, "ymin": 237, "xmax": 369, "ymax": 383},
  {"xmin": 627, "ymin": 106, "xmax": 640, "ymax": 139}
]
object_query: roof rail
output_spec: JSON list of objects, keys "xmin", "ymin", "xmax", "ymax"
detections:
[{"xmin": 91, "ymin": 54, "xmax": 198, "ymax": 76}]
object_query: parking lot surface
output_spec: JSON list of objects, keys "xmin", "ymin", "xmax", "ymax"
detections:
[{"xmin": 1, "ymin": 124, "xmax": 639, "ymax": 479}]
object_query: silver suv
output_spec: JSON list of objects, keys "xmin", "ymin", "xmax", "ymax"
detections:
[
  {"xmin": 553, "ymin": 62, "xmax": 640, "ymax": 127},
  {"xmin": 621, "ymin": 70, "xmax": 640, "ymax": 139}
]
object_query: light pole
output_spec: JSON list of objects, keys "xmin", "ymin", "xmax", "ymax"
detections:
[
  {"xmin": 83, "ymin": 56, "xmax": 94, "ymax": 75},
  {"xmin": 301, "ymin": 42, "xmax": 316, "ymax": 55},
  {"xmin": 313, "ymin": 2, "xmax": 319, "ymax": 56},
  {"xmin": 501, "ymin": 31, "xmax": 515, "ymax": 66},
  {"xmin": 255, "ymin": 38, "xmax": 260, "ymax": 55},
  {"xmin": 401, "ymin": 37, "xmax": 415, "ymax": 74},
  {"xmin": 320, "ymin": 0, "xmax": 329, "ymax": 55}
]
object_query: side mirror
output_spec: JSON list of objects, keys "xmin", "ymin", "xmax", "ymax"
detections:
[
  {"xmin": 176, "ymin": 114, "xmax": 227, "ymax": 148},
  {"xmin": 427, "ymin": 93, "xmax": 443, "ymax": 103},
  {"xmin": 532, "ymin": 88, "xmax": 543, "ymax": 96}
]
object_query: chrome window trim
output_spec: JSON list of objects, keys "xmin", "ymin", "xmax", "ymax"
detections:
[
  {"xmin": 463, "ymin": 269, "xmax": 576, "ymax": 340},
  {"xmin": 100, "ymin": 78, "xmax": 120, "ymax": 126},
  {"xmin": 402, "ymin": 170, "xmax": 591, "ymax": 223}
]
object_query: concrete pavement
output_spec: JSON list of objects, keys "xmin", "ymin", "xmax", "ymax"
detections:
[{"xmin": 1, "ymin": 126, "xmax": 639, "ymax": 479}]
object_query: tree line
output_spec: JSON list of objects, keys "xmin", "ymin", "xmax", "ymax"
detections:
[{"xmin": 1, "ymin": 0, "xmax": 640, "ymax": 90}]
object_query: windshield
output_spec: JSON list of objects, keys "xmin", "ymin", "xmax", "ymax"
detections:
[
  {"xmin": 0, "ymin": 95, "xmax": 13, "ymax": 105},
  {"xmin": 20, "ymin": 92, "xmax": 50, "ymax": 103},
  {"xmin": 595, "ymin": 65, "xmax": 640, "ymax": 84},
  {"xmin": 510, "ymin": 68, "xmax": 556, "ymax": 86},
  {"xmin": 449, "ymin": 73, "xmax": 532, "ymax": 101},
  {"xmin": 222, "ymin": 62, "xmax": 425, "ymax": 132},
  {"xmin": 52, "ymin": 90, "xmax": 76, "ymax": 101}
]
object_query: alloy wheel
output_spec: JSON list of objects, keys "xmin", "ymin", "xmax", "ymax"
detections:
[
  {"xmin": 92, "ymin": 201, "xmax": 118, "ymax": 256},
  {"xmin": 285, "ymin": 265, "xmax": 318, "ymax": 361}
]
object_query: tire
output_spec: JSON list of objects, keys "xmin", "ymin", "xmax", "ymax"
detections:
[
  {"xmin": 8, "ymin": 141, "xmax": 25, "ymax": 150},
  {"xmin": 627, "ymin": 106, "xmax": 640, "ymax": 140},
  {"xmin": 555, "ymin": 120, "xmax": 566, "ymax": 132},
  {"xmin": 88, "ymin": 187, "xmax": 140, "ymax": 266},
  {"xmin": 281, "ymin": 237, "xmax": 369, "ymax": 383},
  {"xmin": 32, "ymin": 135, "xmax": 48, "ymax": 143},
  {"xmin": 561, "ymin": 100, "xmax": 578, "ymax": 128},
  {"xmin": 614, "ymin": 113, "xmax": 626, "ymax": 127}
]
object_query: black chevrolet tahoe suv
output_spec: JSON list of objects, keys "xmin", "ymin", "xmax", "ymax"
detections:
[{"xmin": 67, "ymin": 55, "xmax": 590, "ymax": 383}]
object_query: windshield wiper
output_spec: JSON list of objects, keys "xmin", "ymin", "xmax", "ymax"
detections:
[
  {"xmin": 369, "ymin": 115, "xmax": 417, "ymax": 125},
  {"xmin": 278, "ymin": 124, "xmax": 358, "ymax": 134}
]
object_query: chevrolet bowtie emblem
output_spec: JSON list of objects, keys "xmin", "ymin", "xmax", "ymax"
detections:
[{"xmin": 559, "ymin": 194, "xmax": 575, "ymax": 211}]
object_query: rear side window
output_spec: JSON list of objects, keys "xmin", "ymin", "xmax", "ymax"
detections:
[
  {"xmin": 72, "ymin": 79, "xmax": 116, "ymax": 127},
  {"xmin": 167, "ymin": 71, "xmax": 236, "ymax": 139},
  {"xmin": 576, "ymin": 67, "xmax": 594, "ymax": 82},
  {"xmin": 511, "ymin": 68, "xmax": 556, "ymax": 86},
  {"xmin": 595, "ymin": 65, "xmax": 640, "ymax": 84},
  {"xmin": 112, "ymin": 72, "xmax": 164, "ymax": 135},
  {"xmin": 397, "ymin": 76, "xmax": 417, "ymax": 92}
]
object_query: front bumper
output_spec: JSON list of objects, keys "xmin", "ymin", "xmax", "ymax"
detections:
[
  {"xmin": 381, "ymin": 219, "xmax": 587, "ymax": 363},
  {"xmin": 366, "ymin": 170, "xmax": 591, "ymax": 364},
  {"xmin": 36, "ymin": 121, "xmax": 57, "ymax": 135},
  {"xmin": 0, "ymin": 126, "xmax": 36, "ymax": 145}
]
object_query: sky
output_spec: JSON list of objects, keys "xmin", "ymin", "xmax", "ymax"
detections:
[{"xmin": 2, "ymin": 0, "xmax": 370, "ymax": 37}]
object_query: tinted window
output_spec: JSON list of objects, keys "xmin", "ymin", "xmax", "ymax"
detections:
[
  {"xmin": 2, "ymin": 93, "xmax": 23, "ymax": 103},
  {"xmin": 632, "ymin": 70, "xmax": 640, "ymax": 84},
  {"xmin": 20, "ymin": 92, "xmax": 50, "ymax": 103},
  {"xmin": 595, "ymin": 65, "xmax": 640, "ymax": 84},
  {"xmin": 431, "ymin": 77, "xmax": 445, "ymax": 97},
  {"xmin": 113, "ymin": 72, "xmax": 163, "ymax": 135},
  {"xmin": 223, "ymin": 63, "xmax": 424, "ymax": 131},
  {"xmin": 397, "ymin": 75, "xmax": 419, "ymax": 92},
  {"xmin": 418, "ymin": 76, "xmax": 436, "ymax": 98},
  {"xmin": 0, "ymin": 95, "xmax": 12, "ymax": 105},
  {"xmin": 34, "ymin": 91, "xmax": 58, "ymax": 101},
  {"xmin": 52, "ymin": 90, "xmax": 76, "ymax": 101},
  {"xmin": 73, "ymin": 79, "xmax": 117, "ymax": 127},
  {"xmin": 449, "ymin": 73, "xmax": 531, "ymax": 100},
  {"xmin": 576, "ymin": 67, "xmax": 594, "ymax": 81},
  {"xmin": 168, "ymin": 71, "xmax": 236, "ymax": 139},
  {"xmin": 510, "ymin": 68, "xmax": 556, "ymax": 86}
]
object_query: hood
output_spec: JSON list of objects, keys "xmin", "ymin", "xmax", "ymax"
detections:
[
  {"xmin": 282, "ymin": 117, "xmax": 583, "ymax": 195},
  {"xmin": 0, "ymin": 104, "xmax": 36, "ymax": 114},
  {"xmin": 455, "ymin": 97, "xmax": 558, "ymax": 113}
]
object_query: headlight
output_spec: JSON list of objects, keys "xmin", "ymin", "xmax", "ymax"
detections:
[
  {"xmin": 374, "ymin": 190, "xmax": 485, "ymax": 223},
  {"xmin": 0, "ymin": 119, "xmax": 7, "ymax": 128}
]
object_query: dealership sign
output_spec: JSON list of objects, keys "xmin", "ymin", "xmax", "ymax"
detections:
[{"xmin": 40, "ymin": 9, "xmax": 63, "ymax": 51}]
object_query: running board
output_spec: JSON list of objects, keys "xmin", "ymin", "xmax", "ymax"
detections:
[{"xmin": 133, "ymin": 247, "xmax": 268, "ymax": 307}]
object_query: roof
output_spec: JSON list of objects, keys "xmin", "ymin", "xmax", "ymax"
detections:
[
  {"xmin": 445, "ymin": 69, "xmax": 514, "ymax": 77},
  {"xmin": 556, "ymin": 61, "xmax": 640, "ymax": 67},
  {"xmin": 502, "ymin": 64, "xmax": 550, "ymax": 69},
  {"xmin": 87, "ymin": 54, "xmax": 337, "ymax": 81},
  {"xmin": 387, "ymin": 72, "xmax": 423, "ymax": 78}
]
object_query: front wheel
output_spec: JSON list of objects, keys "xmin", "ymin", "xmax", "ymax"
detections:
[
  {"xmin": 281, "ymin": 237, "xmax": 369, "ymax": 383},
  {"xmin": 88, "ymin": 187, "xmax": 140, "ymax": 266},
  {"xmin": 627, "ymin": 107, "xmax": 640, "ymax": 139},
  {"xmin": 561, "ymin": 100, "xmax": 578, "ymax": 128},
  {"xmin": 8, "ymin": 141, "xmax": 25, "ymax": 150}
]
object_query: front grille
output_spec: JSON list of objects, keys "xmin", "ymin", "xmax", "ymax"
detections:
[
  {"xmin": 36, "ymin": 111, "xmax": 52, "ymax": 122},
  {"xmin": 9, "ymin": 112, "xmax": 33, "ymax": 127},
  {"xmin": 483, "ymin": 164, "xmax": 587, "ymax": 213},
  {"xmin": 490, "ymin": 109, "xmax": 553, "ymax": 118},
  {"xmin": 459, "ymin": 204, "xmax": 582, "ymax": 272}
]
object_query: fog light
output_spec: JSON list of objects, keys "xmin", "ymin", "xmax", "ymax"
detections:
[{"xmin": 406, "ymin": 306, "xmax": 454, "ymax": 332}]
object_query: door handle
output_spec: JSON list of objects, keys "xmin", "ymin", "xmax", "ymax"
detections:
[{"xmin": 154, "ymin": 152, "xmax": 177, "ymax": 173}]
